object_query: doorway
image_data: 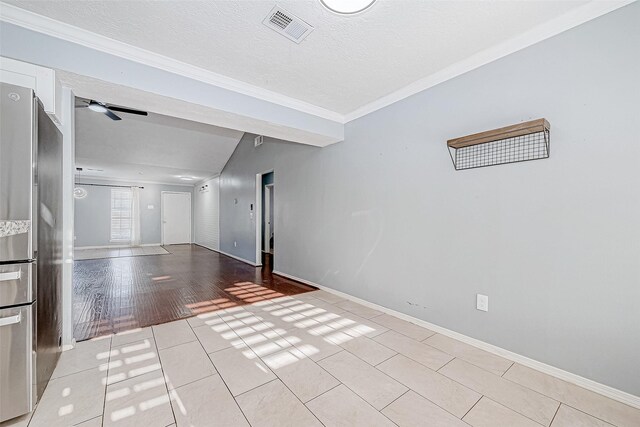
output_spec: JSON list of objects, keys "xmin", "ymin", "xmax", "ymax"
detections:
[
  {"xmin": 162, "ymin": 191, "xmax": 192, "ymax": 245},
  {"xmin": 264, "ymin": 184, "xmax": 274, "ymax": 254},
  {"xmin": 256, "ymin": 171, "xmax": 274, "ymax": 269}
]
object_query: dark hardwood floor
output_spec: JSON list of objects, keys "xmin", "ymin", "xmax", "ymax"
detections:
[{"xmin": 73, "ymin": 244, "xmax": 315, "ymax": 341}]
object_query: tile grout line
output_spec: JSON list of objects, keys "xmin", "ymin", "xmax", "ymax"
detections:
[
  {"xmin": 378, "ymin": 389, "xmax": 410, "ymax": 412},
  {"xmin": 435, "ymin": 359, "xmax": 561, "ymax": 426},
  {"xmin": 501, "ymin": 361, "xmax": 515, "ymax": 377},
  {"xmin": 320, "ymin": 292, "xmax": 640, "ymax": 415},
  {"xmin": 368, "ymin": 331, "xmax": 455, "ymax": 373},
  {"xmin": 373, "ymin": 354, "xmax": 482, "ymax": 422},
  {"xmin": 210, "ymin": 300, "xmax": 339, "ymax": 426},
  {"xmin": 556, "ymin": 403, "xmax": 625, "ymax": 427},
  {"xmin": 499, "ymin": 370, "xmax": 630, "ymax": 426},
  {"xmin": 190, "ymin": 295, "xmax": 612, "ymax": 426},
  {"xmin": 318, "ymin": 349, "xmax": 416, "ymax": 410},
  {"xmin": 182, "ymin": 317, "xmax": 254, "ymax": 427},
  {"xmin": 99, "ymin": 336, "xmax": 113, "ymax": 427},
  {"xmin": 232, "ymin": 377, "xmax": 280, "ymax": 400},
  {"xmin": 373, "ymin": 351, "xmax": 399, "ymax": 367},
  {"xmin": 79, "ymin": 289, "xmax": 634, "ymax": 427},
  {"xmin": 460, "ymin": 394, "xmax": 484, "ymax": 420},
  {"xmin": 150, "ymin": 327, "xmax": 178, "ymax": 427},
  {"xmin": 435, "ymin": 356, "xmax": 457, "ymax": 373},
  {"xmin": 549, "ymin": 403, "xmax": 562, "ymax": 427}
]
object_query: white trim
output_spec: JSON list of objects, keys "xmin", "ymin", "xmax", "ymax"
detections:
[
  {"xmin": 194, "ymin": 173, "xmax": 220, "ymax": 187},
  {"xmin": 75, "ymin": 243, "xmax": 162, "ymax": 250},
  {"xmin": 255, "ymin": 174, "xmax": 262, "ymax": 266},
  {"xmin": 272, "ymin": 270, "xmax": 640, "ymax": 409},
  {"xmin": 344, "ymin": 0, "xmax": 636, "ymax": 122},
  {"xmin": 61, "ymin": 338, "xmax": 76, "ymax": 352},
  {"xmin": 0, "ymin": 56, "xmax": 60, "ymax": 122},
  {"xmin": 193, "ymin": 243, "xmax": 257, "ymax": 267},
  {"xmin": 2, "ymin": 2, "xmax": 632, "ymax": 124},
  {"xmin": 264, "ymin": 184, "xmax": 273, "ymax": 255},
  {"xmin": 0, "ymin": 3, "xmax": 343, "ymax": 123},
  {"xmin": 161, "ymin": 191, "xmax": 192, "ymax": 245},
  {"xmin": 193, "ymin": 243, "xmax": 217, "ymax": 252},
  {"xmin": 217, "ymin": 249, "xmax": 259, "ymax": 267},
  {"xmin": 255, "ymin": 169, "xmax": 274, "ymax": 266},
  {"xmin": 77, "ymin": 175, "xmax": 196, "ymax": 187},
  {"xmin": 60, "ymin": 87, "xmax": 75, "ymax": 349}
]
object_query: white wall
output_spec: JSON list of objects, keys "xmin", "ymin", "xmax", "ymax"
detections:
[
  {"xmin": 220, "ymin": 4, "xmax": 640, "ymax": 396},
  {"xmin": 194, "ymin": 177, "xmax": 220, "ymax": 251}
]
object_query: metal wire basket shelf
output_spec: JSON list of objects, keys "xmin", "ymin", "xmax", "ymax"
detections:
[{"xmin": 447, "ymin": 119, "xmax": 550, "ymax": 170}]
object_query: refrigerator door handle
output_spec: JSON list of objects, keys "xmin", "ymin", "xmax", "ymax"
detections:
[
  {"xmin": 0, "ymin": 271, "xmax": 21, "ymax": 282},
  {"xmin": 0, "ymin": 312, "xmax": 21, "ymax": 327}
]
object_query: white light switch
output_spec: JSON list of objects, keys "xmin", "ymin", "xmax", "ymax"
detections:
[
  {"xmin": 476, "ymin": 294, "xmax": 489, "ymax": 312},
  {"xmin": 147, "ymin": 204, "xmax": 154, "ymax": 210}
]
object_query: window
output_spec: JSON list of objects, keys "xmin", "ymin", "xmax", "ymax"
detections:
[{"xmin": 110, "ymin": 188, "xmax": 132, "ymax": 242}]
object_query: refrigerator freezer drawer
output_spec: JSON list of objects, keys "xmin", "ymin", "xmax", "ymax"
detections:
[
  {"xmin": 0, "ymin": 304, "xmax": 34, "ymax": 423},
  {"xmin": 0, "ymin": 262, "xmax": 34, "ymax": 307}
]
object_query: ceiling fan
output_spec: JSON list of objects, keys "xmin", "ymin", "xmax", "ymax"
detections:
[{"xmin": 75, "ymin": 99, "xmax": 148, "ymax": 121}]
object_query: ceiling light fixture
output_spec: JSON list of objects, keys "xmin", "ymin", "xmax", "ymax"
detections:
[
  {"xmin": 87, "ymin": 101, "xmax": 108, "ymax": 113},
  {"xmin": 73, "ymin": 187, "xmax": 88, "ymax": 200},
  {"xmin": 320, "ymin": 0, "xmax": 376, "ymax": 15},
  {"xmin": 179, "ymin": 177, "xmax": 195, "ymax": 181},
  {"xmin": 73, "ymin": 167, "xmax": 88, "ymax": 199}
]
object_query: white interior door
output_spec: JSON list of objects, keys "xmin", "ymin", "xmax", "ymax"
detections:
[{"xmin": 162, "ymin": 192, "xmax": 191, "ymax": 245}]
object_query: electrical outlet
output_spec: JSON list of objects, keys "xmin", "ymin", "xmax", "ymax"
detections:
[
  {"xmin": 234, "ymin": 241, "xmax": 237, "ymax": 247},
  {"xmin": 476, "ymin": 294, "xmax": 489, "ymax": 312}
]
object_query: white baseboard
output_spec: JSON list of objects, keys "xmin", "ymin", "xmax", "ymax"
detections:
[
  {"xmin": 216, "ymin": 249, "xmax": 258, "ymax": 267},
  {"xmin": 75, "ymin": 243, "xmax": 162, "ymax": 250},
  {"xmin": 193, "ymin": 243, "xmax": 219, "ymax": 252},
  {"xmin": 273, "ymin": 270, "xmax": 640, "ymax": 409}
]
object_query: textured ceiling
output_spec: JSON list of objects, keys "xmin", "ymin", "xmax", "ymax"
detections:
[
  {"xmin": 75, "ymin": 105, "xmax": 243, "ymax": 185},
  {"xmin": 6, "ymin": 0, "xmax": 588, "ymax": 114}
]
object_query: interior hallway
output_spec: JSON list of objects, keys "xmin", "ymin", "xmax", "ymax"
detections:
[{"xmin": 72, "ymin": 244, "xmax": 315, "ymax": 341}]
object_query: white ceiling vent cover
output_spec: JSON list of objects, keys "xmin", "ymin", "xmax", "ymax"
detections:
[{"xmin": 263, "ymin": 6, "xmax": 314, "ymax": 44}]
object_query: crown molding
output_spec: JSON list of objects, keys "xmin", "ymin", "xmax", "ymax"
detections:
[
  {"xmin": 343, "ymin": 0, "xmax": 636, "ymax": 122},
  {"xmin": 0, "ymin": 2, "xmax": 345, "ymax": 123},
  {"xmin": 76, "ymin": 175, "xmax": 195, "ymax": 188},
  {"xmin": 194, "ymin": 174, "xmax": 221, "ymax": 187}
]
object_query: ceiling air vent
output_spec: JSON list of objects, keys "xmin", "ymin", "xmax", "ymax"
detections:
[
  {"xmin": 263, "ymin": 6, "xmax": 314, "ymax": 44},
  {"xmin": 254, "ymin": 135, "xmax": 264, "ymax": 147}
]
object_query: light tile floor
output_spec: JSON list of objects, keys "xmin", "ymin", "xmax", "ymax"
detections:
[
  {"xmin": 4, "ymin": 290, "xmax": 639, "ymax": 427},
  {"xmin": 75, "ymin": 246, "xmax": 169, "ymax": 260}
]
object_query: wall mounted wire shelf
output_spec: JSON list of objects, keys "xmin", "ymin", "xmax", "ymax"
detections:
[{"xmin": 447, "ymin": 118, "xmax": 550, "ymax": 170}]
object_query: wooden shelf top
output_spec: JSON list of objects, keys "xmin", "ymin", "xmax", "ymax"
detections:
[{"xmin": 447, "ymin": 118, "xmax": 550, "ymax": 149}]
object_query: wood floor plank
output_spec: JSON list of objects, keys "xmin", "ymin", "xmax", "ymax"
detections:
[{"xmin": 73, "ymin": 245, "xmax": 315, "ymax": 341}]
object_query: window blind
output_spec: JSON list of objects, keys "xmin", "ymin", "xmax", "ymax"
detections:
[{"xmin": 111, "ymin": 188, "xmax": 133, "ymax": 242}]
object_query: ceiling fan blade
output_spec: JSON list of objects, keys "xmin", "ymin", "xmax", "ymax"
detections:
[
  {"xmin": 104, "ymin": 109, "xmax": 122, "ymax": 121},
  {"xmin": 108, "ymin": 106, "xmax": 148, "ymax": 116}
]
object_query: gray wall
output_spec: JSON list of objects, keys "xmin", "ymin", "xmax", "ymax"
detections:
[
  {"xmin": 220, "ymin": 3, "xmax": 640, "ymax": 396},
  {"xmin": 74, "ymin": 179, "xmax": 194, "ymax": 247}
]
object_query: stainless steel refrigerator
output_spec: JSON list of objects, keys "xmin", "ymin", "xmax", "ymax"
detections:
[{"xmin": 0, "ymin": 82, "xmax": 63, "ymax": 422}]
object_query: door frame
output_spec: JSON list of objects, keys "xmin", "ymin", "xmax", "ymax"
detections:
[
  {"xmin": 161, "ymin": 191, "xmax": 192, "ymax": 245},
  {"xmin": 264, "ymin": 184, "xmax": 274, "ymax": 254},
  {"xmin": 255, "ymin": 169, "xmax": 273, "ymax": 266}
]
